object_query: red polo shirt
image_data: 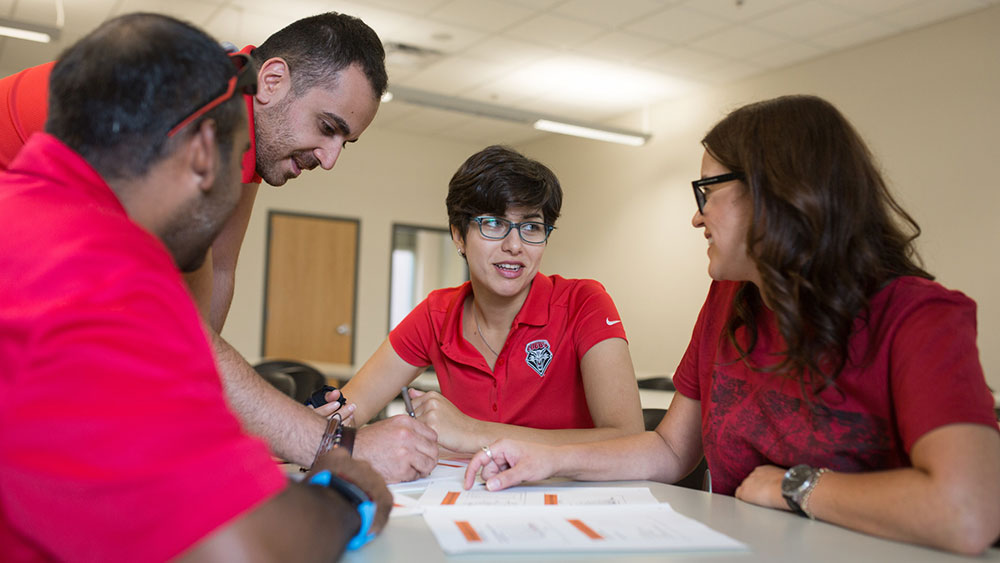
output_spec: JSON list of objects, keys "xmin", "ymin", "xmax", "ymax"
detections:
[
  {"xmin": 390, "ymin": 273, "xmax": 628, "ymax": 429},
  {"xmin": 0, "ymin": 134, "xmax": 285, "ymax": 561}
]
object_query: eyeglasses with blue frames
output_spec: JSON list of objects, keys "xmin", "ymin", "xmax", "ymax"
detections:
[
  {"xmin": 692, "ymin": 172, "xmax": 745, "ymax": 214},
  {"xmin": 167, "ymin": 53, "xmax": 258, "ymax": 138},
  {"xmin": 472, "ymin": 216, "xmax": 555, "ymax": 245}
]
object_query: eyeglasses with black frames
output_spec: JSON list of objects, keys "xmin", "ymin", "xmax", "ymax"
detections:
[
  {"xmin": 167, "ymin": 53, "xmax": 258, "ymax": 138},
  {"xmin": 473, "ymin": 216, "xmax": 555, "ymax": 245},
  {"xmin": 692, "ymin": 172, "xmax": 745, "ymax": 214}
]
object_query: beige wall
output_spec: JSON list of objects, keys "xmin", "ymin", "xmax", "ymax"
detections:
[{"xmin": 223, "ymin": 5, "xmax": 1000, "ymax": 389}]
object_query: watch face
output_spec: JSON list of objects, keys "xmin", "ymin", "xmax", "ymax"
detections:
[{"xmin": 781, "ymin": 464, "xmax": 813, "ymax": 496}]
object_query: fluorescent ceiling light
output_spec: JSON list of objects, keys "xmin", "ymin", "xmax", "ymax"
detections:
[
  {"xmin": 0, "ymin": 18, "xmax": 61, "ymax": 43},
  {"xmin": 533, "ymin": 119, "xmax": 648, "ymax": 147},
  {"xmin": 386, "ymin": 85, "xmax": 651, "ymax": 147}
]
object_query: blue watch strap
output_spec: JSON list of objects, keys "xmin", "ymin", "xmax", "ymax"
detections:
[{"xmin": 308, "ymin": 470, "xmax": 376, "ymax": 551}]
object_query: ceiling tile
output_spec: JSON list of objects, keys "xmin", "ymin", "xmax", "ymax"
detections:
[
  {"xmin": 879, "ymin": 0, "xmax": 990, "ymax": 31},
  {"xmin": 573, "ymin": 31, "xmax": 670, "ymax": 62},
  {"xmin": 502, "ymin": 0, "xmax": 564, "ymax": 9},
  {"xmin": 688, "ymin": 23, "xmax": 787, "ymax": 58},
  {"xmin": 379, "ymin": 15, "xmax": 487, "ymax": 54},
  {"xmin": 551, "ymin": 0, "xmax": 664, "ymax": 28},
  {"xmin": 428, "ymin": 0, "xmax": 534, "ymax": 33},
  {"xmin": 811, "ymin": 19, "xmax": 903, "ymax": 50},
  {"xmin": 111, "ymin": 0, "xmax": 222, "ymax": 24},
  {"xmin": 680, "ymin": 0, "xmax": 800, "ymax": 22},
  {"xmin": 399, "ymin": 55, "xmax": 509, "ymax": 94},
  {"xmin": 355, "ymin": 0, "xmax": 451, "ymax": 17},
  {"xmin": 695, "ymin": 58, "xmax": 766, "ymax": 85},
  {"xmin": 463, "ymin": 35, "xmax": 560, "ymax": 66},
  {"xmin": 819, "ymin": 0, "xmax": 927, "ymax": 17},
  {"xmin": 747, "ymin": 40, "xmax": 825, "ymax": 69},
  {"xmin": 204, "ymin": 7, "xmax": 302, "ymax": 47},
  {"xmin": 750, "ymin": 0, "xmax": 861, "ymax": 39},
  {"xmin": 503, "ymin": 12, "xmax": 607, "ymax": 49},
  {"xmin": 624, "ymin": 4, "xmax": 730, "ymax": 43},
  {"xmin": 640, "ymin": 46, "xmax": 733, "ymax": 79}
]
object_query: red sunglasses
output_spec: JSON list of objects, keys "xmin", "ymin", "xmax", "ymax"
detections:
[{"xmin": 167, "ymin": 53, "xmax": 258, "ymax": 138}]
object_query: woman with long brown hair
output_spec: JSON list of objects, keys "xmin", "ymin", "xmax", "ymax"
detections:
[{"xmin": 462, "ymin": 95, "xmax": 1000, "ymax": 555}]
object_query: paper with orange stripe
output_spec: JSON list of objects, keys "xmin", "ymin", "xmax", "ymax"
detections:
[
  {"xmin": 418, "ymin": 482, "xmax": 658, "ymax": 507},
  {"xmin": 422, "ymin": 504, "xmax": 746, "ymax": 554}
]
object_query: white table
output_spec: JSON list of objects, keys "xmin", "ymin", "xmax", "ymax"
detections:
[{"xmin": 344, "ymin": 479, "xmax": 1000, "ymax": 562}]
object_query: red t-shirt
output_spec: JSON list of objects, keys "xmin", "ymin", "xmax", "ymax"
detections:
[
  {"xmin": 390, "ymin": 273, "xmax": 627, "ymax": 429},
  {"xmin": 0, "ymin": 134, "xmax": 286, "ymax": 561},
  {"xmin": 0, "ymin": 54, "xmax": 262, "ymax": 184},
  {"xmin": 673, "ymin": 279, "xmax": 999, "ymax": 496}
]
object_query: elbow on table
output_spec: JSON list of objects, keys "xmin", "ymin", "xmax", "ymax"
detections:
[{"xmin": 933, "ymin": 500, "xmax": 1000, "ymax": 555}]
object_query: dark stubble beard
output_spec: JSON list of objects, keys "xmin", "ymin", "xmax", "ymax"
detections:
[
  {"xmin": 160, "ymin": 151, "xmax": 241, "ymax": 273},
  {"xmin": 253, "ymin": 93, "xmax": 296, "ymax": 187}
]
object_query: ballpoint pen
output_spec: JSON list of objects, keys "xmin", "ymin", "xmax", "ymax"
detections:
[{"xmin": 400, "ymin": 386, "xmax": 416, "ymax": 417}]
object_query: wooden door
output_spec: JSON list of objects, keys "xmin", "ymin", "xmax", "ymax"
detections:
[{"xmin": 262, "ymin": 211, "xmax": 358, "ymax": 365}]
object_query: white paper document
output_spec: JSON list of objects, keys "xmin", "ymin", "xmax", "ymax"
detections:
[
  {"xmin": 418, "ymin": 482, "xmax": 660, "ymax": 507},
  {"xmin": 387, "ymin": 458, "xmax": 469, "ymax": 493},
  {"xmin": 423, "ymin": 504, "xmax": 747, "ymax": 554}
]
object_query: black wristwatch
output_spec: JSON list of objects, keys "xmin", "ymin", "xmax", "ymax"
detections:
[{"xmin": 781, "ymin": 464, "xmax": 828, "ymax": 518}]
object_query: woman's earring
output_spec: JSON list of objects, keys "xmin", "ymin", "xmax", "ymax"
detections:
[{"xmin": 457, "ymin": 249, "xmax": 465, "ymax": 258}]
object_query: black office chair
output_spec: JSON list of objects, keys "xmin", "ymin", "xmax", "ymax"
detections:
[
  {"xmin": 642, "ymin": 407, "xmax": 710, "ymax": 492},
  {"xmin": 637, "ymin": 376, "xmax": 676, "ymax": 391},
  {"xmin": 253, "ymin": 359, "xmax": 329, "ymax": 404}
]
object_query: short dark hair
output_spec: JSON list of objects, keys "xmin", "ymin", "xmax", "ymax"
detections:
[
  {"xmin": 46, "ymin": 13, "xmax": 243, "ymax": 181},
  {"xmin": 253, "ymin": 12, "xmax": 387, "ymax": 98},
  {"xmin": 446, "ymin": 145, "xmax": 563, "ymax": 242}
]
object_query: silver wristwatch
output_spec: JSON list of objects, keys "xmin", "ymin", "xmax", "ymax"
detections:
[{"xmin": 781, "ymin": 464, "xmax": 827, "ymax": 518}]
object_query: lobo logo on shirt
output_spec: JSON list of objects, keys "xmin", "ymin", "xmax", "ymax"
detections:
[{"xmin": 524, "ymin": 339, "xmax": 553, "ymax": 377}]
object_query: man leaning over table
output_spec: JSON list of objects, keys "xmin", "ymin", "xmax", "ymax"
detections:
[
  {"xmin": 0, "ymin": 11, "xmax": 439, "ymax": 483},
  {"xmin": 0, "ymin": 13, "xmax": 391, "ymax": 560}
]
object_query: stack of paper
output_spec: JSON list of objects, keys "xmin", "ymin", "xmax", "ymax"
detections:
[{"xmin": 416, "ymin": 484, "xmax": 746, "ymax": 555}]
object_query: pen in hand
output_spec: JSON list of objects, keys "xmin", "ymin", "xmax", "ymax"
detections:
[{"xmin": 400, "ymin": 386, "xmax": 416, "ymax": 417}]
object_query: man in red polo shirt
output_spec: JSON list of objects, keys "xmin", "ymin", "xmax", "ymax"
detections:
[
  {"xmin": 0, "ymin": 13, "xmax": 390, "ymax": 560},
  {"xmin": 0, "ymin": 12, "xmax": 438, "ymax": 483}
]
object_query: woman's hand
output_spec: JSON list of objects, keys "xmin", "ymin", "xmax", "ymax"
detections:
[
  {"xmin": 463, "ymin": 439, "xmax": 561, "ymax": 491},
  {"xmin": 310, "ymin": 388, "xmax": 356, "ymax": 423},
  {"xmin": 734, "ymin": 464, "xmax": 788, "ymax": 510},
  {"xmin": 409, "ymin": 389, "xmax": 482, "ymax": 453}
]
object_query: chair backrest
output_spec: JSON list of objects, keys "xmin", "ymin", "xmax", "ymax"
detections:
[
  {"xmin": 254, "ymin": 359, "xmax": 328, "ymax": 404},
  {"xmin": 637, "ymin": 376, "xmax": 676, "ymax": 391}
]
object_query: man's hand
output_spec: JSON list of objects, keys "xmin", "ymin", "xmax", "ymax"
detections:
[
  {"xmin": 408, "ymin": 389, "xmax": 482, "ymax": 453},
  {"xmin": 353, "ymin": 415, "xmax": 439, "ymax": 483},
  {"xmin": 308, "ymin": 448, "xmax": 392, "ymax": 534},
  {"xmin": 463, "ymin": 439, "xmax": 560, "ymax": 491},
  {"xmin": 734, "ymin": 464, "xmax": 788, "ymax": 510}
]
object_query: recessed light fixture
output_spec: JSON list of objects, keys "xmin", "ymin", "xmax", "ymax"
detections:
[
  {"xmin": 0, "ymin": 0, "xmax": 64, "ymax": 44},
  {"xmin": 385, "ymin": 85, "xmax": 651, "ymax": 147}
]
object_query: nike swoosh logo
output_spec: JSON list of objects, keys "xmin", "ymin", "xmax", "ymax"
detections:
[{"xmin": 606, "ymin": 318, "xmax": 622, "ymax": 326}]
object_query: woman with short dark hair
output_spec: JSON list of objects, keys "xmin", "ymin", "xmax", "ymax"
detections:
[{"xmin": 340, "ymin": 145, "xmax": 644, "ymax": 454}]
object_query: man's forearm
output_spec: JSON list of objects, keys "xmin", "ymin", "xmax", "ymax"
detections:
[
  {"xmin": 180, "ymin": 481, "xmax": 359, "ymax": 561},
  {"xmin": 211, "ymin": 330, "xmax": 324, "ymax": 466}
]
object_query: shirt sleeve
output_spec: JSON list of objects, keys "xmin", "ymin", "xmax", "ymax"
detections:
[
  {"xmin": 1, "ymin": 263, "xmax": 286, "ymax": 561},
  {"xmin": 673, "ymin": 282, "xmax": 731, "ymax": 402},
  {"xmin": 888, "ymin": 289, "xmax": 999, "ymax": 452},
  {"xmin": 389, "ymin": 296, "xmax": 435, "ymax": 368},
  {"xmin": 570, "ymin": 279, "xmax": 629, "ymax": 359}
]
